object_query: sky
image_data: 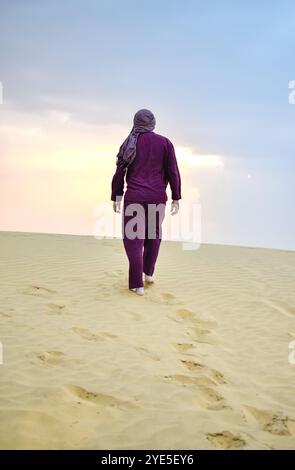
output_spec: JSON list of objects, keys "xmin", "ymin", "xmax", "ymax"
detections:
[{"xmin": 0, "ymin": 0, "xmax": 294, "ymax": 249}]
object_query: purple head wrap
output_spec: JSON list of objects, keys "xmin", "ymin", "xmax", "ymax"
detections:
[{"xmin": 116, "ymin": 109, "xmax": 156, "ymax": 169}]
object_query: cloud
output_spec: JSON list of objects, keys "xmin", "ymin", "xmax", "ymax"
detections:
[{"xmin": 176, "ymin": 146, "xmax": 224, "ymax": 170}]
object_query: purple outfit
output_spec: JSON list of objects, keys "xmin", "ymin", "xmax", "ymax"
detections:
[
  {"xmin": 111, "ymin": 131, "xmax": 181, "ymax": 203},
  {"xmin": 122, "ymin": 199, "xmax": 166, "ymax": 288},
  {"xmin": 111, "ymin": 130, "xmax": 182, "ymax": 289}
]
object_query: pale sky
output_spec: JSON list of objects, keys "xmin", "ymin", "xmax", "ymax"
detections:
[{"xmin": 0, "ymin": 0, "xmax": 294, "ymax": 249}]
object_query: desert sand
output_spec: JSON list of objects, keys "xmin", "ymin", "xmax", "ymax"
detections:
[{"xmin": 0, "ymin": 231, "xmax": 294, "ymax": 450}]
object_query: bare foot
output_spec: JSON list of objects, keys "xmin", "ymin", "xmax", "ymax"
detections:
[
  {"xmin": 144, "ymin": 274, "xmax": 154, "ymax": 284},
  {"xmin": 130, "ymin": 287, "xmax": 145, "ymax": 296}
]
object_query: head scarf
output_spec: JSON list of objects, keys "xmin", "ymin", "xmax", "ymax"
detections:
[{"xmin": 116, "ymin": 108, "xmax": 156, "ymax": 169}]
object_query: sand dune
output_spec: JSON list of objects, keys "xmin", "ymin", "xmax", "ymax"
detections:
[{"xmin": 0, "ymin": 231, "xmax": 295, "ymax": 449}]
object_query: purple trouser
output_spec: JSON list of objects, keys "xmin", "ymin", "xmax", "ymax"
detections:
[{"xmin": 122, "ymin": 199, "xmax": 166, "ymax": 289}]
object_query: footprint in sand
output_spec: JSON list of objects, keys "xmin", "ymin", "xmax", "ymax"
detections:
[
  {"xmin": 243, "ymin": 405, "xmax": 295, "ymax": 436},
  {"xmin": 164, "ymin": 373, "xmax": 226, "ymax": 410},
  {"xmin": 46, "ymin": 303, "xmax": 66, "ymax": 315},
  {"xmin": 63, "ymin": 384, "xmax": 137, "ymax": 409},
  {"xmin": 186, "ymin": 326, "xmax": 217, "ymax": 344},
  {"xmin": 37, "ymin": 351, "xmax": 66, "ymax": 365},
  {"xmin": 160, "ymin": 293, "xmax": 178, "ymax": 304},
  {"xmin": 172, "ymin": 342, "xmax": 195, "ymax": 353},
  {"xmin": 135, "ymin": 346, "xmax": 160, "ymax": 361},
  {"xmin": 166, "ymin": 360, "xmax": 228, "ymax": 408},
  {"xmin": 147, "ymin": 292, "xmax": 181, "ymax": 306},
  {"xmin": 180, "ymin": 359, "xmax": 205, "ymax": 371},
  {"xmin": 71, "ymin": 327, "xmax": 116, "ymax": 342},
  {"xmin": 169, "ymin": 309, "xmax": 218, "ymax": 344},
  {"xmin": 211, "ymin": 370, "xmax": 227, "ymax": 385},
  {"xmin": 23, "ymin": 285, "xmax": 56, "ymax": 298},
  {"xmin": 196, "ymin": 385, "xmax": 227, "ymax": 410},
  {"xmin": 164, "ymin": 374, "xmax": 216, "ymax": 387},
  {"xmin": 170, "ymin": 309, "xmax": 217, "ymax": 328},
  {"xmin": 0, "ymin": 308, "xmax": 15, "ymax": 318},
  {"xmin": 180, "ymin": 360, "xmax": 227, "ymax": 384},
  {"xmin": 37, "ymin": 351, "xmax": 82, "ymax": 366},
  {"xmin": 207, "ymin": 431, "xmax": 246, "ymax": 449}
]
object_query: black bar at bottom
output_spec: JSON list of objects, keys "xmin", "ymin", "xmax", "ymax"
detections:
[{"xmin": 0, "ymin": 449, "xmax": 293, "ymax": 466}]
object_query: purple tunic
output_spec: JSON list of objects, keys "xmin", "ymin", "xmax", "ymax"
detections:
[{"xmin": 111, "ymin": 131, "xmax": 181, "ymax": 203}]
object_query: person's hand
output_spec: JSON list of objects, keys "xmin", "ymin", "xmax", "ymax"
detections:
[
  {"xmin": 171, "ymin": 200, "xmax": 179, "ymax": 215},
  {"xmin": 113, "ymin": 201, "xmax": 121, "ymax": 213}
]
